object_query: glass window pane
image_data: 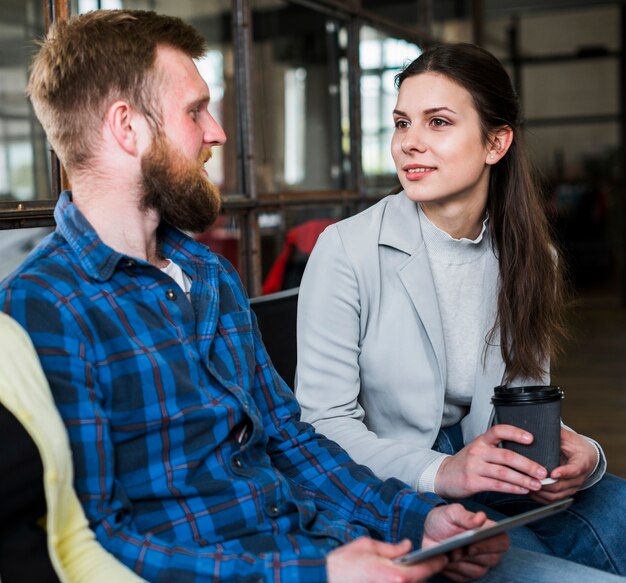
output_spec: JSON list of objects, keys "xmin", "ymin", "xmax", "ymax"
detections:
[
  {"xmin": 518, "ymin": 6, "xmax": 619, "ymax": 57},
  {"xmin": 251, "ymin": 0, "xmax": 350, "ymax": 193},
  {"xmin": 360, "ymin": 26, "xmax": 420, "ymax": 195},
  {"xmin": 523, "ymin": 61, "xmax": 618, "ymax": 120},
  {"xmin": 0, "ymin": 1, "xmax": 52, "ymax": 204}
]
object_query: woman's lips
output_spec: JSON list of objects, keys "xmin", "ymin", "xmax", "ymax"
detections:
[{"xmin": 403, "ymin": 165, "xmax": 435, "ymax": 180}]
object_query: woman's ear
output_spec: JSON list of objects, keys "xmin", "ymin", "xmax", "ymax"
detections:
[{"xmin": 486, "ymin": 126, "xmax": 514, "ymax": 165}]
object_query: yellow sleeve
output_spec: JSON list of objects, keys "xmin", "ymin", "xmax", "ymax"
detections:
[{"xmin": 0, "ymin": 313, "xmax": 145, "ymax": 583}]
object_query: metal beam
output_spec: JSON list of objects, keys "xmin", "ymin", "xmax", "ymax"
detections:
[{"xmin": 613, "ymin": 5, "xmax": 626, "ymax": 307}]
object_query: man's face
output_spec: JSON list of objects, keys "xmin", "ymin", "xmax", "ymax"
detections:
[{"xmin": 140, "ymin": 45, "xmax": 226, "ymax": 232}]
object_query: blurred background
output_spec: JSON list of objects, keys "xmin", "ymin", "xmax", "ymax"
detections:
[{"xmin": 0, "ymin": 0, "xmax": 624, "ymax": 476}]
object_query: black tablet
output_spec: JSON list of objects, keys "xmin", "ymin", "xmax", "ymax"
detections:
[{"xmin": 394, "ymin": 497, "xmax": 574, "ymax": 566}]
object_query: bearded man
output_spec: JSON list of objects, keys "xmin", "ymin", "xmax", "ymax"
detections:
[{"xmin": 1, "ymin": 9, "xmax": 611, "ymax": 583}]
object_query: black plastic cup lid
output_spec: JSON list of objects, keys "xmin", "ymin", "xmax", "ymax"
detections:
[{"xmin": 491, "ymin": 385, "xmax": 564, "ymax": 405}]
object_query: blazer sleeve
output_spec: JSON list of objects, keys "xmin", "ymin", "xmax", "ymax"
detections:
[
  {"xmin": 296, "ymin": 226, "xmax": 364, "ymax": 425},
  {"xmin": 296, "ymin": 226, "xmax": 446, "ymax": 489}
]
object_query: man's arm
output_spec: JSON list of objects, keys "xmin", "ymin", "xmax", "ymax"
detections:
[
  {"xmin": 250, "ymin": 336, "xmax": 508, "ymax": 581},
  {"xmin": 246, "ymin": 289, "xmax": 508, "ymax": 581},
  {"xmin": 2, "ymin": 285, "xmax": 333, "ymax": 582},
  {"xmin": 248, "ymin": 306, "xmax": 442, "ymax": 546}
]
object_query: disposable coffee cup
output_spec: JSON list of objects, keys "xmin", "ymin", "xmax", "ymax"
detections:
[{"xmin": 491, "ymin": 385, "xmax": 564, "ymax": 485}]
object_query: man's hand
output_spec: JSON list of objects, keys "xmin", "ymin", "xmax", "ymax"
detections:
[
  {"xmin": 326, "ymin": 537, "xmax": 447, "ymax": 583},
  {"xmin": 422, "ymin": 504, "xmax": 510, "ymax": 582},
  {"xmin": 530, "ymin": 427, "xmax": 597, "ymax": 504},
  {"xmin": 434, "ymin": 424, "xmax": 548, "ymax": 498}
]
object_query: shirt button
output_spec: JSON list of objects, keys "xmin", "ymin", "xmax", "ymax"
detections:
[
  {"xmin": 125, "ymin": 259, "xmax": 135, "ymax": 267},
  {"xmin": 166, "ymin": 289, "xmax": 177, "ymax": 301},
  {"xmin": 232, "ymin": 456, "xmax": 243, "ymax": 469},
  {"xmin": 266, "ymin": 504, "xmax": 280, "ymax": 517}
]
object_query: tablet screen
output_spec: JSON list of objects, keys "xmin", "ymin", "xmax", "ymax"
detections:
[{"xmin": 394, "ymin": 497, "xmax": 574, "ymax": 566}]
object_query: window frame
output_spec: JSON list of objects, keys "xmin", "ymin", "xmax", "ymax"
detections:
[{"xmin": 1, "ymin": 0, "xmax": 432, "ymax": 295}]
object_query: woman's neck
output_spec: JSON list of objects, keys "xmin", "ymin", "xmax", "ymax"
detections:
[{"xmin": 419, "ymin": 197, "xmax": 487, "ymax": 240}]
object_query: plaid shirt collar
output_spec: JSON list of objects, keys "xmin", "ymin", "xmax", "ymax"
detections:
[{"xmin": 54, "ymin": 190, "xmax": 219, "ymax": 283}]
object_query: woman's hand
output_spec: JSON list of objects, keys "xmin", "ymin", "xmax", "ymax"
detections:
[
  {"xmin": 434, "ymin": 425, "xmax": 548, "ymax": 498},
  {"xmin": 422, "ymin": 504, "xmax": 510, "ymax": 582},
  {"xmin": 529, "ymin": 427, "xmax": 598, "ymax": 504}
]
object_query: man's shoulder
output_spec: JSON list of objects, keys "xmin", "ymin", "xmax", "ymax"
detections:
[{"xmin": 213, "ymin": 253, "xmax": 251, "ymax": 310}]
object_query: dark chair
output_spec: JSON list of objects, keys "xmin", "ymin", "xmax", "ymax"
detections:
[
  {"xmin": 0, "ymin": 403, "xmax": 60, "ymax": 582},
  {"xmin": 250, "ymin": 287, "xmax": 298, "ymax": 390}
]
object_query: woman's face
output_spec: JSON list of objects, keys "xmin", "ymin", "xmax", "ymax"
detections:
[{"xmin": 391, "ymin": 72, "xmax": 496, "ymax": 216}]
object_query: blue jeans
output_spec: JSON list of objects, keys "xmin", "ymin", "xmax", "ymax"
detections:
[
  {"xmin": 432, "ymin": 423, "xmax": 626, "ymax": 575},
  {"xmin": 429, "ymin": 548, "xmax": 626, "ymax": 582}
]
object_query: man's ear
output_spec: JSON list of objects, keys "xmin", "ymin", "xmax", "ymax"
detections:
[
  {"xmin": 105, "ymin": 100, "xmax": 142, "ymax": 156},
  {"xmin": 486, "ymin": 126, "xmax": 514, "ymax": 165}
]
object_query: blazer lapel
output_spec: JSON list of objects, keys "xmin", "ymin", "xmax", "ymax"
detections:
[{"xmin": 380, "ymin": 193, "xmax": 447, "ymax": 386}]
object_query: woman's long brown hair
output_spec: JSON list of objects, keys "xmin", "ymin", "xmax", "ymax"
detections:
[{"xmin": 394, "ymin": 43, "xmax": 568, "ymax": 382}]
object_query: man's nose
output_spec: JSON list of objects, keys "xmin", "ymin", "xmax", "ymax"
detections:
[{"xmin": 204, "ymin": 114, "xmax": 227, "ymax": 146}]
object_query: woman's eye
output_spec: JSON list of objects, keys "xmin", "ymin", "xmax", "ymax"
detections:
[
  {"xmin": 430, "ymin": 118, "xmax": 449, "ymax": 128},
  {"xmin": 394, "ymin": 120, "xmax": 409, "ymax": 129}
]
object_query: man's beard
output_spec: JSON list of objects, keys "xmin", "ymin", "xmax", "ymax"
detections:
[{"xmin": 140, "ymin": 134, "xmax": 221, "ymax": 233}]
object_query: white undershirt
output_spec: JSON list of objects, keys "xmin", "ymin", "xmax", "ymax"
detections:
[
  {"xmin": 419, "ymin": 208, "xmax": 498, "ymax": 425},
  {"xmin": 417, "ymin": 207, "xmax": 499, "ymax": 493},
  {"xmin": 160, "ymin": 259, "xmax": 192, "ymax": 300}
]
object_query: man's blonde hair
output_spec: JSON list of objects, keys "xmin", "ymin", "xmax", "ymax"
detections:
[{"xmin": 27, "ymin": 10, "xmax": 206, "ymax": 173}]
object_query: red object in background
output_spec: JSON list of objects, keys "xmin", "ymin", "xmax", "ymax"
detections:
[{"xmin": 262, "ymin": 218, "xmax": 336, "ymax": 294}]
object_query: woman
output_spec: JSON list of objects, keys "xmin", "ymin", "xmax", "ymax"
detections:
[
  {"xmin": 296, "ymin": 42, "xmax": 625, "ymax": 574},
  {"xmin": 0, "ymin": 311, "xmax": 144, "ymax": 583}
]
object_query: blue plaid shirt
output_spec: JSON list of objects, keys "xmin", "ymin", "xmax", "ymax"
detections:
[{"xmin": 1, "ymin": 192, "xmax": 441, "ymax": 582}]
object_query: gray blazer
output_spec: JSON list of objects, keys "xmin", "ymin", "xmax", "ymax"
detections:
[{"xmin": 296, "ymin": 192, "xmax": 605, "ymax": 490}]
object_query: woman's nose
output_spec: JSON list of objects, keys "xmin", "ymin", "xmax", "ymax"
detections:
[{"xmin": 402, "ymin": 127, "xmax": 427, "ymax": 153}]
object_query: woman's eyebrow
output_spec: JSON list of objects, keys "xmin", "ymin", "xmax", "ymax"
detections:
[
  {"xmin": 393, "ymin": 106, "xmax": 458, "ymax": 117},
  {"xmin": 424, "ymin": 106, "xmax": 457, "ymax": 115}
]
